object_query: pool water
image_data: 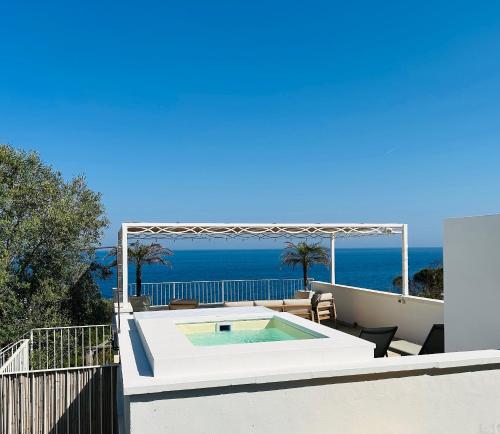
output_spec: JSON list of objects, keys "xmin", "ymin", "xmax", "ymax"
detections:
[{"xmin": 178, "ymin": 318, "xmax": 325, "ymax": 346}]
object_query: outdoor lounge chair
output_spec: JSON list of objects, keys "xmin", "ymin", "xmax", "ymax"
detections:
[
  {"xmin": 129, "ymin": 295, "xmax": 151, "ymax": 312},
  {"xmin": 282, "ymin": 299, "xmax": 313, "ymax": 320},
  {"xmin": 419, "ymin": 324, "xmax": 444, "ymax": 355},
  {"xmin": 168, "ymin": 299, "xmax": 199, "ymax": 310},
  {"xmin": 311, "ymin": 292, "xmax": 337, "ymax": 327},
  {"xmin": 358, "ymin": 326, "xmax": 398, "ymax": 358},
  {"xmin": 253, "ymin": 300, "xmax": 284, "ymax": 311},
  {"xmin": 223, "ymin": 301, "xmax": 254, "ymax": 307}
]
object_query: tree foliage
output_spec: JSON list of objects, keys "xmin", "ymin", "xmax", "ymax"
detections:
[
  {"xmin": 281, "ymin": 241, "xmax": 330, "ymax": 288},
  {"xmin": 0, "ymin": 145, "xmax": 112, "ymax": 346},
  {"xmin": 393, "ymin": 265, "xmax": 443, "ymax": 299}
]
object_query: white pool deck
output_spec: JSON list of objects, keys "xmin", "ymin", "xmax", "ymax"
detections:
[
  {"xmin": 133, "ymin": 307, "xmax": 374, "ymax": 379},
  {"xmin": 118, "ymin": 307, "xmax": 500, "ymax": 397}
]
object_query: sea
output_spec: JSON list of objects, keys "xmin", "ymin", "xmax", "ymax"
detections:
[{"xmin": 96, "ymin": 247, "xmax": 442, "ymax": 299}]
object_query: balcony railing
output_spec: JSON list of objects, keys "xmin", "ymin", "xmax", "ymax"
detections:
[
  {"xmin": 29, "ymin": 324, "xmax": 114, "ymax": 371},
  {"xmin": 0, "ymin": 324, "xmax": 114, "ymax": 373},
  {"xmin": 128, "ymin": 278, "xmax": 311, "ymax": 306},
  {"xmin": 0, "ymin": 325, "xmax": 118, "ymax": 434},
  {"xmin": 0, "ymin": 339, "xmax": 29, "ymax": 373}
]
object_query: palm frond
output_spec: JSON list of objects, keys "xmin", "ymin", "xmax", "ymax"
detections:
[
  {"xmin": 105, "ymin": 242, "xmax": 174, "ymax": 268},
  {"xmin": 144, "ymin": 257, "xmax": 173, "ymax": 268},
  {"xmin": 281, "ymin": 241, "xmax": 330, "ymax": 287}
]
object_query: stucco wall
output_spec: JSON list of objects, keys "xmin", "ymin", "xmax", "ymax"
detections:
[
  {"xmin": 311, "ymin": 282, "xmax": 443, "ymax": 345},
  {"xmin": 444, "ymin": 214, "xmax": 500, "ymax": 352},
  {"xmin": 127, "ymin": 365, "xmax": 500, "ymax": 434}
]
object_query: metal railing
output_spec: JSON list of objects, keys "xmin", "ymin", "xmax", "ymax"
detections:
[
  {"xmin": 0, "ymin": 339, "xmax": 30, "ymax": 373},
  {"xmin": 0, "ymin": 325, "xmax": 118, "ymax": 433},
  {"xmin": 1, "ymin": 339, "xmax": 25, "ymax": 367},
  {"xmin": 29, "ymin": 324, "xmax": 114, "ymax": 371},
  {"xmin": 128, "ymin": 278, "xmax": 311, "ymax": 306},
  {"xmin": 0, "ymin": 324, "xmax": 114, "ymax": 373}
]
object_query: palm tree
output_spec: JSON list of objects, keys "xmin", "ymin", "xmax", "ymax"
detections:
[
  {"xmin": 108, "ymin": 242, "xmax": 173, "ymax": 297},
  {"xmin": 281, "ymin": 241, "xmax": 330, "ymax": 289}
]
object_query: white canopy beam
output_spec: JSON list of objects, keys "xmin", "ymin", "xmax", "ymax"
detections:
[{"xmin": 124, "ymin": 222, "xmax": 403, "ymax": 240}]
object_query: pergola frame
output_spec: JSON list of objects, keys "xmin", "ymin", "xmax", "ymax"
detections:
[{"xmin": 117, "ymin": 222, "xmax": 409, "ymax": 309}]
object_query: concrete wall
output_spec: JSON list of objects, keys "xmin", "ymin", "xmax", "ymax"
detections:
[
  {"xmin": 311, "ymin": 282, "xmax": 443, "ymax": 345},
  {"xmin": 127, "ymin": 362, "xmax": 500, "ymax": 434},
  {"xmin": 444, "ymin": 214, "xmax": 500, "ymax": 352}
]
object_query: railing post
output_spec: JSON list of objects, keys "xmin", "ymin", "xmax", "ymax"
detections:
[
  {"xmin": 172, "ymin": 283, "xmax": 176, "ymax": 301},
  {"xmin": 267, "ymin": 279, "xmax": 271, "ymax": 300},
  {"xmin": 30, "ymin": 330, "xmax": 33, "ymax": 366},
  {"xmin": 221, "ymin": 281, "xmax": 225, "ymax": 304}
]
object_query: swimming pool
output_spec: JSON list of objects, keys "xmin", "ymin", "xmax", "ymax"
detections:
[
  {"xmin": 133, "ymin": 307, "xmax": 375, "ymax": 378},
  {"xmin": 177, "ymin": 318, "xmax": 325, "ymax": 346}
]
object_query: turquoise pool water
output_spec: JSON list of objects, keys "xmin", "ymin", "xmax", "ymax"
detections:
[{"xmin": 186, "ymin": 326, "xmax": 321, "ymax": 346}]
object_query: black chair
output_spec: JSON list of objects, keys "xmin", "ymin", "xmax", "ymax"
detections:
[
  {"xmin": 359, "ymin": 326, "xmax": 398, "ymax": 358},
  {"xmin": 419, "ymin": 324, "xmax": 444, "ymax": 355}
]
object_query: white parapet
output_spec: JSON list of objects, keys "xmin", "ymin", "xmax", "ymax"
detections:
[
  {"xmin": 117, "ymin": 309, "xmax": 500, "ymax": 434},
  {"xmin": 311, "ymin": 282, "xmax": 443, "ymax": 345}
]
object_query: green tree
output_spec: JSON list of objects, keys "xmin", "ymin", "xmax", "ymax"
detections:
[
  {"xmin": 281, "ymin": 241, "xmax": 330, "ymax": 289},
  {"xmin": 0, "ymin": 145, "xmax": 111, "ymax": 346},
  {"xmin": 108, "ymin": 242, "xmax": 173, "ymax": 297},
  {"xmin": 393, "ymin": 265, "xmax": 443, "ymax": 300}
]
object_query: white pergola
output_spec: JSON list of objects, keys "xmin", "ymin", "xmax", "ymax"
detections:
[{"xmin": 117, "ymin": 222, "xmax": 409, "ymax": 308}]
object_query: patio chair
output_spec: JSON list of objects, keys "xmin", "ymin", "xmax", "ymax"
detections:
[
  {"xmin": 282, "ymin": 299, "xmax": 313, "ymax": 321},
  {"xmin": 253, "ymin": 300, "xmax": 284, "ymax": 311},
  {"xmin": 168, "ymin": 299, "xmax": 199, "ymax": 310},
  {"xmin": 359, "ymin": 326, "xmax": 398, "ymax": 358},
  {"xmin": 419, "ymin": 324, "xmax": 444, "ymax": 355},
  {"xmin": 129, "ymin": 295, "xmax": 151, "ymax": 312},
  {"xmin": 293, "ymin": 290, "xmax": 314, "ymax": 300},
  {"xmin": 311, "ymin": 292, "xmax": 337, "ymax": 327}
]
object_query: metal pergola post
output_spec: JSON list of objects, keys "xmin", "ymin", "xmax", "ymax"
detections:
[
  {"xmin": 116, "ymin": 224, "xmax": 129, "ymax": 310},
  {"xmin": 330, "ymin": 236, "xmax": 336, "ymax": 285},
  {"xmin": 402, "ymin": 224, "xmax": 409, "ymax": 296}
]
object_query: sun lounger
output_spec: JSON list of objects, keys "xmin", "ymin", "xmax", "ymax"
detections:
[
  {"xmin": 419, "ymin": 324, "xmax": 444, "ymax": 355},
  {"xmin": 223, "ymin": 301, "xmax": 254, "ymax": 307},
  {"xmin": 168, "ymin": 299, "xmax": 199, "ymax": 310},
  {"xmin": 358, "ymin": 326, "xmax": 398, "ymax": 358},
  {"xmin": 253, "ymin": 300, "xmax": 284, "ymax": 311}
]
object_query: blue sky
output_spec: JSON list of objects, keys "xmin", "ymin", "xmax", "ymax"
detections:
[{"xmin": 1, "ymin": 1, "xmax": 500, "ymax": 247}]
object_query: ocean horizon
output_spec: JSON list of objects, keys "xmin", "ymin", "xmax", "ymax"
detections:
[{"xmin": 97, "ymin": 247, "xmax": 443, "ymax": 299}]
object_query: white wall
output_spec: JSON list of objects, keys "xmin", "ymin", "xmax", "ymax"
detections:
[
  {"xmin": 312, "ymin": 282, "xmax": 443, "ymax": 345},
  {"xmin": 444, "ymin": 214, "xmax": 500, "ymax": 352},
  {"xmin": 127, "ymin": 361, "xmax": 500, "ymax": 434}
]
